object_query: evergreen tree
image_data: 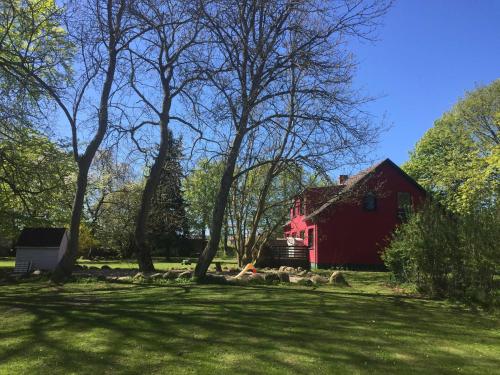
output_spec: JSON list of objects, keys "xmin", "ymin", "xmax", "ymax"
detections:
[{"xmin": 148, "ymin": 130, "xmax": 189, "ymax": 257}]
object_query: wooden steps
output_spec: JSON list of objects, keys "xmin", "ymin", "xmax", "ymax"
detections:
[{"xmin": 14, "ymin": 260, "xmax": 32, "ymax": 274}]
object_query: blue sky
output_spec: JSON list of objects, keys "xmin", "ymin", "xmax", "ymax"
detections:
[{"xmin": 350, "ymin": 0, "xmax": 500, "ymax": 166}]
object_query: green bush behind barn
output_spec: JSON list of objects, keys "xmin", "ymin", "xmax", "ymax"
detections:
[{"xmin": 383, "ymin": 201, "xmax": 499, "ymax": 305}]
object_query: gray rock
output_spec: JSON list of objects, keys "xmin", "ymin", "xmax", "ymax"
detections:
[
  {"xmin": 181, "ymin": 259, "xmax": 191, "ymax": 265},
  {"xmin": 297, "ymin": 267, "xmax": 304, "ymax": 272},
  {"xmin": 278, "ymin": 272, "xmax": 290, "ymax": 283},
  {"xmin": 117, "ymin": 276, "xmax": 131, "ymax": 282},
  {"xmin": 177, "ymin": 271, "xmax": 192, "ymax": 279},
  {"xmin": 264, "ymin": 272, "xmax": 280, "ymax": 283},
  {"xmin": 162, "ymin": 271, "xmax": 178, "ymax": 280},
  {"xmin": 133, "ymin": 272, "xmax": 144, "ymax": 279},
  {"xmin": 279, "ymin": 266, "xmax": 287, "ymax": 272},
  {"xmin": 297, "ymin": 270, "xmax": 308, "ymax": 276},
  {"xmin": 247, "ymin": 273, "xmax": 265, "ymax": 283},
  {"xmin": 150, "ymin": 273, "xmax": 163, "ymax": 279},
  {"xmin": 32, "ymin": 269, "xmax": 42, "ymax": 276},
  {"xmin": 311, "ymin": 275, "xmax": 328, "ymax": 285},
  {"xmin": 329, "ymin": 271, "xmax": 349, "ymax": 286}
]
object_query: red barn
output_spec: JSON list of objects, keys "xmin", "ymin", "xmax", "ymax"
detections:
[{"xmin": 283, "ymin": 159, "xmax": 426, "ymax": 269}]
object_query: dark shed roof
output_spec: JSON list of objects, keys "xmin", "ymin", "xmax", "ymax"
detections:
[{"xmin": 16, "ymin": 228, "xmax": 67, "ymax": 248}]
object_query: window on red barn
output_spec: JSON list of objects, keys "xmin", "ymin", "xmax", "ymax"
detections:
[
  {"xmin": 363, "ymin": 192, "xmax": 377, "ymax": 211},
  {"xmin": 299, "ymin": 199, "xmax": 304, "ymax": 215},
  {"xmin": 300, "ymin": 231, "xmax": 305, "ymax": 239}
]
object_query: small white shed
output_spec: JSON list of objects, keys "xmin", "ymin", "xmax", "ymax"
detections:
[{"xmin": 15, "ymin": 228, "xmax": 68, "ymax": 272}]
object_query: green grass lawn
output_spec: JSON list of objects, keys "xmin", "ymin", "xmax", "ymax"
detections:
[{"xmin": 0, "ymin": 271, "xmax": 498, "ymax": 374}]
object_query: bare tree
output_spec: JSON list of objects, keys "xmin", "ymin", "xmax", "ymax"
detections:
[
  {"xmin": 0, "ymin": 0, "xmax": 141, "ymax": 280},
  {"xmin": 194, "ymin": 0, "xmax": 390, "ymax": 278},
  {"xmin": 122, "ymin": 0, "xmax": 204, "ymax": 271},
  {"xmin": 236, "ymin": 46, "xmax": 382, "ymax": 264}
]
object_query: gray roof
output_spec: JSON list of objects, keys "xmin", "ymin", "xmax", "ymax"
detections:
[
  {"xmin": 304, "ymin": 158, "xmax": 425, "ymax": 220},
  {"xmin": 16, "ymin": 228, "xmax": 66, "ymax": 248}
]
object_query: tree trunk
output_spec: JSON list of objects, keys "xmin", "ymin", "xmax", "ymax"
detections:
[
  {"xmin": 51, "ymin": 62, "xmax": 117, "ymax": 281},
  {"xmin": 51, "ymin": 163, "xmax": 90, "ymax": 282},
  {"xmin": 236, "ymin": 252, "xmax": 243, "ymax": 268},
  {"xmin": 223, "ymin": 220, "xmax": 229, "ymax": 257},
  {"xmin": 134, "ymin": 116, "xmax": 170, "ymax": 272},
  {"xmin": 194, "ymin": 130, "xmax": 245, "ymax": 278}
]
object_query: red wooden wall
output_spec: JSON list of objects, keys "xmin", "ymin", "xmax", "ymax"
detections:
[{"xmin": 284, "ymin": 160, "xmax": 426, "ymax": 268}]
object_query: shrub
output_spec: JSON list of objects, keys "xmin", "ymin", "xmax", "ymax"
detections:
[
  {"xmin": 451, "ymin": 209, "xmax": 499, "ymax": 303},
  {"xmin": 382, "ymin": 200, "xmax": 499, "ymax": 304},
  {"xmin": 78, "ymin": 224, "xmax": 100, "ymax": 258}
]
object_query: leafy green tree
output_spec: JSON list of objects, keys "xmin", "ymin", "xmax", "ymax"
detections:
[
  {"xmin": 404, "ymin": 80, "xmax": 499, "ymax": 213},
  {"xmin": 184, "ymin": 159, "xmax": 224, "ymax": 241},
  {"xmin": 0, "ymin": 128, "xmax": 75, "ymax": 248},
  {"xmin": 0, "ymin": 0, "xmax": 72, "ymax": 98},
  {"xmin": 78, "ymin": 149, "xmax": 136, "ymax": 257},
  {"xmin": 0, "ymin": 1, "xmax": 74, "ymax": 253},
  {"xmin": 94, "ymin": 182, "xmax": 143, "ymax": 258},
  {"xmin": 85, "ymin": 150, "xmax": 135, "ymax": 234},
  {"xmin": 386, "ymin": 81, "xmax": 499, "ymax": 305}
]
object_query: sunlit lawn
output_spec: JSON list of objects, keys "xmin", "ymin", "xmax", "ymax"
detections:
[{"xmin": 0, "ymin": 268, "xmax": 498, "ymax": 374}]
